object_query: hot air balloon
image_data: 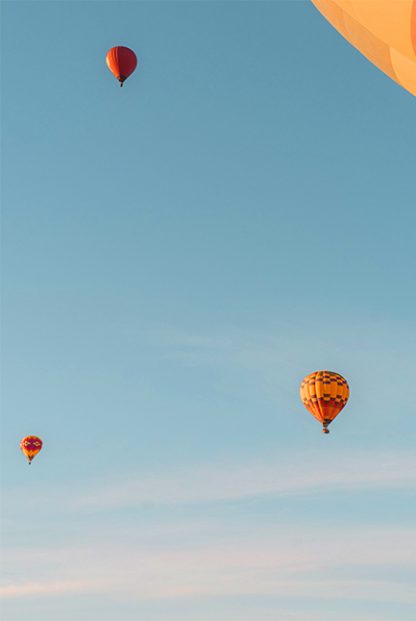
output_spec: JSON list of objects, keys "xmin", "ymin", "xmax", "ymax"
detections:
[
  {"xmin": 300, "ymin": 371, "xmax": 349, "ymax": 434},
  {"xmin": 20, "ymin": 436, "xmax": 43, "ymax": 464},
  {"xmin": 106, "ymin": 46, "xmax": 138, "ymax": 87},
  {"xmin": 311, "ymin": 0, "xmax": 416, "ymax": 96}
]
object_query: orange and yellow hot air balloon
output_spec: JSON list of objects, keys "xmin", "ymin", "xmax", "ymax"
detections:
[
  {"xmin": 311, "ymin": 0, "xmax": 416, "ymax": 96},
  {"xmin": 300, "ymin": 371, "xmax": 349, "ymax": 434},
  {"xmin": 20, "ymin": 436, "xmax": 43, "ymax": 464}
]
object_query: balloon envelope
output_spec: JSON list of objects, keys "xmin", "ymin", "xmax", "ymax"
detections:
[
  {"xmin": 106, "ymin": 46, "xmax": 138, "ymax": 85},
  {"xmin": 311, "ymin": 0, "xmax": 416, "ymax": 96},
  {"xmin": 20, "ymin": 435, "xmax": 43, "ymax": 463},
  {"xmin": 300, "ymin": 371, "xmax": 349, "ymax": 433}
]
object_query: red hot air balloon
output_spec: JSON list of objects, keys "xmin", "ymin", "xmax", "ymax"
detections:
[
  {"xmin": 20, "ymin": 436, "xmax": 43, "ymax": 464},
  {"xmin": 106, "ymin": 46, "xmax": 138, "ymax": 87}
]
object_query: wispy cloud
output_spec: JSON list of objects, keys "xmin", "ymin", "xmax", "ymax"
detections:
[
  {"xmin": 3, "ymin": 448, "xmax": 415, "ymax": 607},
  {"xmin": 135, "ymin": 321, "xmax": 416, "ymax": 376},
  {"xmin": 2, "ymin": 525, "xmax": 415, "ymax": 603},
  {"xmin": 73, "ymin": 451, "xmax": 416, "ymax": 510},
  {"xmin": 0, "ymin": 581, "xmax": 92, "ymax": 599},
  {"xmin": 1, "ymin": 578, "xmax": 414, "ymax": 604},
  {"xmin": 127, "ymin": 322, "xmax": 416, "ymax": 414},
  {"xmin": 3, "ymin": 451, "xmax": 415, "ymax": 516}
]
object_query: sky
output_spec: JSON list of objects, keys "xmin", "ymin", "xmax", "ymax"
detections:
[{"xmin": 1, "ymin": 1, "xmax": 416, "ymax": 620}]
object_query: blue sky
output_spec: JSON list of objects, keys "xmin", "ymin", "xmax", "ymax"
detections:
[{"xmin": 1, "ymin": 1, "xmax": 415, "ymax": 620}]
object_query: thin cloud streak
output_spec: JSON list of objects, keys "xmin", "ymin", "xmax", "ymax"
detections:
[
  {"xmin": 2, "ymin": 575, "xmax": 414, "ymax": 605},
  {"xmin": 0, "ymin": 581, "xmax": 93, "ymax": 599},
  {"xmin": 75, "ymin": 451, "xmax": 416, "ymax": 510},
  {"xmin": 2, "ymin": 526, "xmax": 415, "ymax": 603}
]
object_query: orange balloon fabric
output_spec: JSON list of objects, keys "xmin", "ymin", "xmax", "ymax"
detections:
[
  {"xmin": 311, "ymin": 0, "xmax": 416, "ymax": 96},
  {"xmin": 20, "ymin": 435, "xmax": 43, "ymax": 463},
  {"xmin": 300, "ymin": 371, "xmax": 349, "ymax": 433},
  {"xmin": 106, "ymin": 46, "xmax": 138, "ymax": 86}
]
